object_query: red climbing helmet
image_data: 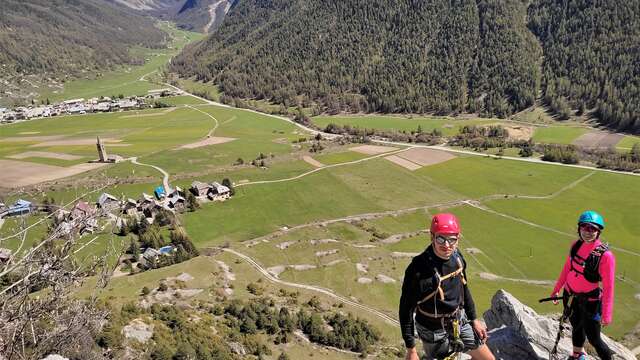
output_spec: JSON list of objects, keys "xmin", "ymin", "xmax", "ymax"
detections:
[{"xmin": 430, "ymin": 213, "xmax": 461, "ymax": 235}]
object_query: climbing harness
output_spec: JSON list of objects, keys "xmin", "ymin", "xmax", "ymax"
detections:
[
  {"xmin": 417, "ymin": 251, "xmax": 467, "ymax": 360},
  {"xmin": 416, "ymin": 255, "xmax": 467, "ymax": 318}
]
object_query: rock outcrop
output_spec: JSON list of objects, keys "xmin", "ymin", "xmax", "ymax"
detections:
[{"xmin": 484, "ymin": 290, "xmax": 635, "ymax": 360}]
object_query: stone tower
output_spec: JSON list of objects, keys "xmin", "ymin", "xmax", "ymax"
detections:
[{"xmin": 96, "ymin": 136, "xmax": 107, "ymax": 162}]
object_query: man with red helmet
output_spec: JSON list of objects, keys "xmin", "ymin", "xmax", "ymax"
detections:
[{"xmin": 399, "ymin": 213, "xmax": 494, "ymax": 360}]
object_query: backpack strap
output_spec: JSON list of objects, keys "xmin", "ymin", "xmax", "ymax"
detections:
[{"xmin": 570, "ymin": 240, "xmax": 609, "ymax": 283}]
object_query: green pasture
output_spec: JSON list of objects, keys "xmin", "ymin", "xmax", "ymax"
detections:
[
  {"xmin": 0, "ymin": 108, "xmax": 215, "ymax": 164},
  {"xmin": 418, "ymin": 156, "xmax": 590, "ymax": 199},
  {"xmin": 313, "ymin": 150, "xmax": 369, "ymax": 165},
  {"xmin": 37, "ymin": 24, "xmax": 203, "ymax": 103},
  {"xmin": 531, "ymin": 126, "xmax": 589, "ymax": 144},
  {"xmin": 311, "ymin": 115, "xmax": 498, "ymax": 136},
  {"xmin": 177, "ymin": 79, "xmax": 221, "ymax": 102},
  {"xmin": 617, "ymin": 135, "xmax": 640, "ymax": 150},
  {"xmin": 139, "ymin": 105, "xmax": 305, "ymax": 175},
  {"xmin": 157, "ymin": 96, "xmax": 207, "ymax": 106}
]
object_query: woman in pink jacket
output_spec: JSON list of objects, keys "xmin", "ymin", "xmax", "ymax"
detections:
[{"xmin": 551, "ymin": 211, "xmax": 615, "ymax": 360}]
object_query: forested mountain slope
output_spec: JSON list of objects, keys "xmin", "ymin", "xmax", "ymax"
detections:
[
  {"xmin": 173, "ymin": 0, "xmax": 640, "ymax": 133},
  {"xmin": 171, "ymin": 0, "xmax": 542, "ymax": 117},
  {"xmin": 529, "ymin": 0, "xmax": 640, "ymax": 131},
  {"xmin": 0, "ymin": 0, "xmax": 165, "ymax": 78}
]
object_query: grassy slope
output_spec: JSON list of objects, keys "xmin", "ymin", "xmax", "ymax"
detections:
[{"xmin": 37, "ymin": 24, "xmax": 204, "ymax": 103}]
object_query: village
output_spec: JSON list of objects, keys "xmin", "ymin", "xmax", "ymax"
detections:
[
  {"xmin": 0, "ymin": 88, "xmax": 183, "ymax": 123},
  {"xmin": 0, "ymin": 179, "xmax": 232, "ymax": 271}
]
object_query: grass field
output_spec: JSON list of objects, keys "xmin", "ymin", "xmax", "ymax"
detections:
[
  {"xmin": 37, "ymin": 23, "xmax": 204, "ymax": 103},
  {"xmin": 177, "ymin": 79, "xmax": 221, "ymax": 102},
  {"xmin": 531, "ymin": 126, "xmax": 590, "ymax": 144},
  {"xmin": 3, "ymin": 36, "xmax": 640, "ymax": 349},
  {"xmin": 311, "ymin": 115, "xmax": 499, "ymax": 136},
  {"xmin": 617, "ymin": 135, "xmax": 640, "ymax": 150}
]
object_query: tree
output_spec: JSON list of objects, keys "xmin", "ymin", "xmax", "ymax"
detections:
[
  {"xmin": 186, "ymin": 191, "xmax": 199, "ymax": 212},
  {"xmin": 221, "ymin": 178, "xmax": 235, "ymax": 195}
]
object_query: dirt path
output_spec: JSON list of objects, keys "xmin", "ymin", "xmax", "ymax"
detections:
[
  {"xmin": 185, "ymin": 104, "xmax": 219, "ymax": 137},
  {"xmin": 236, "ymin": 147, "xmax": 409, "ymax": 187},
  {"xmin": 130, "ymin": 157, "xmax": 170, "ymax": 193},
  {"xmin": 221, "ymin": 248, "xmax": 400, "ymax": 327},
  {"xmin": 478, "ymin": 171, "xmax": 596, "ymax": 202},
  {"xmin": 462, "ymin": 200, "xmax": 640, "ymax": 258}
]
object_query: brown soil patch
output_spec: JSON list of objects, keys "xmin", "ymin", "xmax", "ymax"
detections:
[
  {"xmin": 0, "ymin": 160, "xmax": 109, "ymax": 188},
  {"xmin": 504, "ymin": 125, "xmax": 534, "ymax": 141},
  {"xmin": 302, "ymin": 156, "xmax": 324, "ymax": 168},
  {"xmin": 272, "ymin": 138, "xmax": 289, "ymax": 144},
  {"xmin": 177, "ymin": 136, "xmax": 236, "ymax": 150},
  {"xmin": 30, "ymin": 138, "xmax": 121, "ymax": 147},
  {"xmin": 396, "ymin": 148, "xmax": 456, "ymax": 166},
  {"xmin": 8, "ymin": 151, "xmax": 83, "ymax": 161},
  {"xmin": 350, "ymin": 145, "xmax": 398, "ymax": 155},
  {"xmin": 119, "ymin": 107, "xmax": 176, "ymax": 118},
  {"xmin": 573, "ymin": 131, "xmax": 624, "ymax": 149},
  {"xmin": 384, "ymin": 155, "xmax": 422, "ymax": 171},
  {"xmin": 0, "ymin": 135, "xmax": 66, "ymax": 143}
]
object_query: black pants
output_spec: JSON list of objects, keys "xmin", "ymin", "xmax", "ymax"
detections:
[{"xmin": 568, "ymin": 297, "xmax": 612, "ymax": 360}]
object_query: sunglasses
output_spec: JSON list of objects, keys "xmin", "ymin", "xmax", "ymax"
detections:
[
  {"xmin": 579, "ymin": 223, "xmax": 600, "ymax": 232},
  {"xmin": 435, "ymin": 235, "xmax": 459, "ymax": 246}
]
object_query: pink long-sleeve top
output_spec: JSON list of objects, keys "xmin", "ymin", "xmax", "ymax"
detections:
[{"xmin": 552, "ymin": 239, "xmax": 615, "ymax": 324}]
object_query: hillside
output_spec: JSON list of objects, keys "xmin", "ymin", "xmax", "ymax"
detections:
[
  {"xmin": 171, "ymin": 0, "xmax": 542, "ymax": 117},
  {"xmin": 528, "ymin": 0, "xmax": 640, "ymax": 132},
  {"xmin": 172, "ymin": 0, "xmax": 640, "ymax": 132},
  {"xmin": 0, "ymin": 0, "xmax": 165, "ymax": 80},
  {"xmin": 112, "ymin": 0, "xmax": 236, "ymax": 32}
]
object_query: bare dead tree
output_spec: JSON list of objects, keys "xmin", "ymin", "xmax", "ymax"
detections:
[{"xmin": 0, "ymin": 185, "xmax": 123, "ymax": 360}]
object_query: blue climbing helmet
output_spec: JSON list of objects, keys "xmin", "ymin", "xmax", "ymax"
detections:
[{"xmin": 578, "ymin": 210, "xmax": 605, "ymax": 230}]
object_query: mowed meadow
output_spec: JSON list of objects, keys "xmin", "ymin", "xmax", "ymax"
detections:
[
  {"xmin": 1, "ymin": 100, "xmax": 639, "ymax": 343},
  {"xmin": 37, "ymin": 23, "xmax": 204, "ymax": 103}
]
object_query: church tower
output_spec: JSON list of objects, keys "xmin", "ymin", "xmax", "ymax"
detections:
[{"xmin": 96, "ymin": 136, "xmax": 107, "ymax": 162}]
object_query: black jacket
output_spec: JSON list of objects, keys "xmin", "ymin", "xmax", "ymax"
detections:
[{"xmin": 398, "ymin": 245, "xmax": 477, "ymax": 348}]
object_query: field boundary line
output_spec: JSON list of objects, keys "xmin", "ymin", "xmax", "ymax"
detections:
[
  {"xmin": 236, "ymin": 147, "xmax": 409, "ymax": 187},
  {"xmin": 219, "ymin": 248, "xmax": 400, "ymax": 327}
]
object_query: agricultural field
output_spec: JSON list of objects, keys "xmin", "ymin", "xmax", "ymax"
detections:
[
  {"xmin": 36, "ymin": 23, "xmax": 204, "ymax": 103},
  {"xmin": 3, "ymin": 44, "xmax": 640, "ymax": 356}
]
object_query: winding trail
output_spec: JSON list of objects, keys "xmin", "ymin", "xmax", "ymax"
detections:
[
  {"xmin": 221, "ymin": 248, "xmax": 400, "ymax": 327},
  {"xmin": 130, "ymin": 157, "xmax": 170, "ymax": 193},
  {"xmin": 236, "ymin": 147, "xmax": 409, "ymax": 187},
  {"xmin": 185, "ymin": 104, "xmax": 219, "ymax": 137}
]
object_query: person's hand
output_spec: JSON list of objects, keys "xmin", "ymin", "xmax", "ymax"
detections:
[
  {"xmin": 550, "ymin": 292, "xmax": 560, "ymax": 305},
  {"xmin": 405, "ymin": 347, "xmax": 419, "ymax": 360},
  {"xmin": 601, "ymin": 318, "xmax": 611, "ymax": 327},
  {"xmin": 471, "ymin": 319, "xmax": 488, "ymax": 342}
]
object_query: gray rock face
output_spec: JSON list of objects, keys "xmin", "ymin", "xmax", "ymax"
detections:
[{"xmin": 483, "ymin": 290, "xmax": 635, "ymax": 360}]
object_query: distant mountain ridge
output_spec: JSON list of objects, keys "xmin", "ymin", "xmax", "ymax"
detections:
[
  {"xmin": 112, "ymin": 0, "xmax": 237, "ymax": 32},
  {"xmin": 0, "ymin": 0, "xmax": 165, "ymax": 79},
  {"xmin": 172, "ymin": 0, "xmax": 640, "ymax": 133}
]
